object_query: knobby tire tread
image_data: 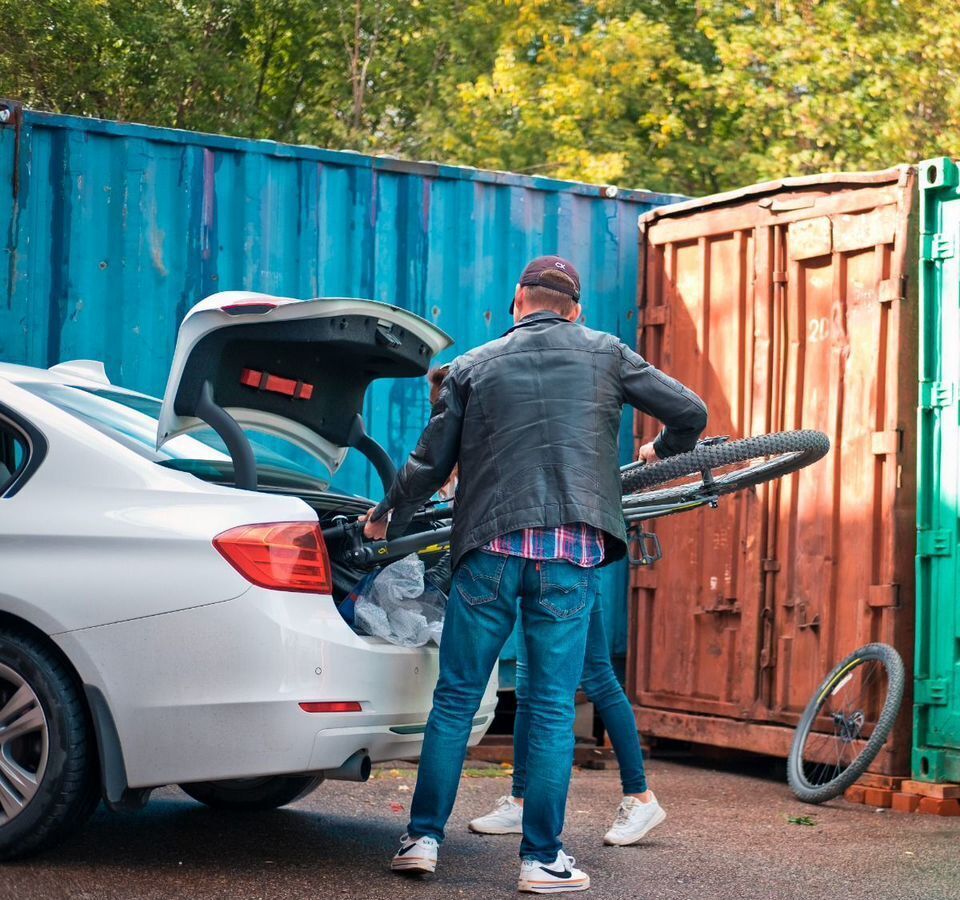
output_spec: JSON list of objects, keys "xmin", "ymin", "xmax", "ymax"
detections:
[
  {"xmin": 620, "ymin": 430, "xmax": 830, "ymax": 497},
  {"xmin": 786, "ymin": 643, "xmax": 904, "ymax": 805}
]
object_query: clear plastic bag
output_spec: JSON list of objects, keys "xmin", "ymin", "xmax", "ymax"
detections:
[{"xmin": 353, "ymin": 554, "xmax": 446, "ymax": 647}]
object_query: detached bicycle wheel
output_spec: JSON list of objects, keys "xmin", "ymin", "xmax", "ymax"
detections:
[
  {"xmin": 787, "ymin": 643, "xmax": 904, "ymax": 805},
  {"xmin": 620, "ymin": 430, "xmax": 830, "ymax": 510}
]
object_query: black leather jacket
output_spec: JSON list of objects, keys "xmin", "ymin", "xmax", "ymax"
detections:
[{"xmin": 374, "ymin": 310, "xmax": 708, "ymax": 569}]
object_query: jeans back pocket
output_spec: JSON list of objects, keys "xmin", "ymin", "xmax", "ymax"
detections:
[
  {"xmin": 456, "ymin": 550, "xmax": 509, "ymax": 606},
  {"xmin": 538, "ymin": 561, "xmax": 595, "ymax": 619}
]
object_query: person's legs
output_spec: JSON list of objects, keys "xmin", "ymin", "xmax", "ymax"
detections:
[
  {"xmin": 467, "ymin": 608, "xmax": 526, "ymax": 836},
  {"xmin": 512, "ymin": 610, "xmax": 529, "ymax": 800},
  {"xmin": 579, "ymin": 605, "xmax": 666, "ymax": 847},
  {"xmin": 579, "ymin": 603, "xmax": 649, "ymax": 797},
  {"xmin": 405, "ymin": 550, "xmax": 521, "ymax": 844},
  {"xmin": 464, "ymin": 602, "xmax": 528, "ymax": 835},
  {"xmin": 517, "ymin": 558, "xmax": 597, "ymax": 863}
]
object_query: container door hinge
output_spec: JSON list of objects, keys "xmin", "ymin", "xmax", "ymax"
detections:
[
  {"xmin": 915, "ymin": 678, "xmax": 948, "ymax": 706},
  {"xmin": 917, "ymin": 529, "xmax": 953, "ymax": 557},
  {"xmin": 920, "ymin": 381, "xmax": 955, "ymax": 409},
  {"xmin": 878, "ymin": 274, "xmax": 908, "ymax": 304},
  {"xmin": 639, "ymin": 306, "xmax": 669, "ymax": 327},
  {"xmin": 871, "ymin": 430, "xmax": 901, "ymax": 455},
  {"xmin": 922, "ymin": 232, "xmax": 956, "ymax": 261},
  {"xmin": 867, "ymin": 584, "xmax": 900, "ymax": 608}
]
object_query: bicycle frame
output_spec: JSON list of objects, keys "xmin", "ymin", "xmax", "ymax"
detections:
[
  {"xmin": 622, "ymin": 494, "xmax": 715, "ymax": 523},
  {"xmin": 329, "ymin": 488, "xmax": 722, "ymax": 568},
  {"xmin": 331, "ymin": 430, "xmax": 825, "ymax": 570}
]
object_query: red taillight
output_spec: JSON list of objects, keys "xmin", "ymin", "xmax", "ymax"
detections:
[
  {"xmin": 213, "ymin": 522, "xmax": 332, "ymax": 594},
  {"xmin": 299, "ymin": 701, "xmax": 363, "ymax": 713}
]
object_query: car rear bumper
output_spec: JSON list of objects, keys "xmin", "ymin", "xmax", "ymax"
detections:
[{"xmin": 56, "ymin": 586, "xmax": 497, "ymax": 788}]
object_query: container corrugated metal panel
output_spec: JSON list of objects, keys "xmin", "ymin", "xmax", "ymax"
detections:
[
  {"xmin": 914, "ymin": 157, "xmax": 960, "ymax": 782},
  {"xmin": 630, "ymin": 168, "xmax": 918, "ymax": 773},
  {"xmin": 0, "ymin": 106, "xmax": 684, "ymax": 667}
]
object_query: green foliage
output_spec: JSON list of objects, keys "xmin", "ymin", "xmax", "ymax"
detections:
[
  {"xmin": 697, "ymin": 0, "xmax": 960, "ymax": 190},
  {"xmin": 786, "ymin": 814, "xmax": 816, "ymax": 826},
  {"xmin": 1, "ymin": 0, "xmax": 959, "ymax": 194},
  {"xmin": 424, "ymin": 0, "xmax": 960, "ymax": 193}
]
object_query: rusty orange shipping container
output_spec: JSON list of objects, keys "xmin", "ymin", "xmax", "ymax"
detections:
[{"xmin": 630, "ymin": 168, "xmax": 918, "ymax": 774}]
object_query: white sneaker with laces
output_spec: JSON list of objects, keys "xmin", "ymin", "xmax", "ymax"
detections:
[
  {"xmin": 468, "ymin": 794, "xmax": 523, "ymax": 834},
  {"xmin": 391, "ymin": 833, "xmax": 439, "ymax": 874},
  {"xmin": 518, "ymin": 850, "xmax": 590, "ymax": 893},
  {"xmin": 602, "ymin": 795, "xmax": 666, "ymax": 846}
]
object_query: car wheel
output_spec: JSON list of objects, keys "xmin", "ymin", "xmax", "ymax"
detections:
[
  {"xmin": 0, "ymin": 629, "xmax": 100, "ymax": 861},
  {"xmin": 179, "ymin": 775, "xmax": 323, "ymax": 811}
]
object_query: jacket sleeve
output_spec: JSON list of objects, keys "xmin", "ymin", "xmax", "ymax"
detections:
[
  {"xmin": 618, "ymin": 341, "xmax": 708, "ymax": 458},
  {"xmin": 371, "ymin": 363, "xmax": 465, "ymax": 533}
]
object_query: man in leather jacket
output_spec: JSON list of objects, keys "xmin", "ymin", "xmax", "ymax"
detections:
[{"xmin": 364, "ymin": 255, "xmax": 707, "ymax": 893}]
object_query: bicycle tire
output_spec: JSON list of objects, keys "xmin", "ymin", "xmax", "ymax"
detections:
[
  {"xmin": 786, "ymin": 643, "xmax": 904, "ymax": 805},
  {"xmin": 621, "ymin": 443, "xmax": 815, "ymax": 517},
  {"xmin": 620, "ymin": 430, "xmax": 830, "ymax": 498}
]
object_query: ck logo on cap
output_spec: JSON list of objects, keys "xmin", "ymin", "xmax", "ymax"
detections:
[{"xmin": 555, "ymin": 262, "xmax": 566, "ymax": 270}]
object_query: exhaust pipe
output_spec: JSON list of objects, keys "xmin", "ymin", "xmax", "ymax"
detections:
[{"xmin": 323, "ymin": 750, "xmax": 372, "ymax": 782}]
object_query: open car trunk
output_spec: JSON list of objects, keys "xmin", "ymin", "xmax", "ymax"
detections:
[
  {"xmin": 156, "ymin": 292, "xmax": 454, "ymax": 606},
  {"xmin": 157, "ymin": 292, "xmax": 452, "ymax": 492}
]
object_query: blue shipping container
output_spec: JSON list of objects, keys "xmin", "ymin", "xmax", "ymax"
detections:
[{"xmin": 0, "ymin": 105, "xmax": 685, "ymax": 672}]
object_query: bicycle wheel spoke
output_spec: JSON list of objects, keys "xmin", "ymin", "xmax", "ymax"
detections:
[{"xmin": 801, "ymin": 731, "xmax": 850, "ymax": 785}]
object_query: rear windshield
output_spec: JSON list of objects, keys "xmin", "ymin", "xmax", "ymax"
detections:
[{"xmin": 21, "ymin": 383, "xmax": 331, "ymax": 491}]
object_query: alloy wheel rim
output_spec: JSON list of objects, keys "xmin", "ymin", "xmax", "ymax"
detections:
[{"xmin": 0, "ymin": 662, "xmax": 49, "ymax": 825}]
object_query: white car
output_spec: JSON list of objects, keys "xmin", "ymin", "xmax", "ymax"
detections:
[{"xmin": 0, "ymin": 293, "xmax": 496, "ymax": 860}]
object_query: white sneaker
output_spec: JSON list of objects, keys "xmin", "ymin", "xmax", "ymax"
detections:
[
  {"xmin": 391, "ymin": 833, "xmax": 438, "ymax": 874},
  {"xmin": 602, "ymin": 795, "xmax": 666, "ymax": 846},
  {"xmin": 518, "ymin": 850, "xmax": 590, "ymax": 893},
  {"xmin": 468, "ymin": 794, "xmax": 523, "ymax": 834}
]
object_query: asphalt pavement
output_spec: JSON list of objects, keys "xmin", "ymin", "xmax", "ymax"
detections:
[{"xmin": 4, "ymin": 756, "xmax": 960, "ymax": 900}]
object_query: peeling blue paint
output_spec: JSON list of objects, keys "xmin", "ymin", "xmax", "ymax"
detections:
[{"xmin": 0, "ymin": 108, "xmax": 686, "ymax": 664}]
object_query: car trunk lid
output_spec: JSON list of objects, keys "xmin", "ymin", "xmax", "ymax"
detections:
[{"xmin": 157, "ymin": 292, "xmax": 452, "ymax": 480}]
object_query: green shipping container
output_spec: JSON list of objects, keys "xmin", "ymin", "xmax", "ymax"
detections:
[{"xmin": 914, "ymin": 157, "xmax": 960, "ymax": 782}]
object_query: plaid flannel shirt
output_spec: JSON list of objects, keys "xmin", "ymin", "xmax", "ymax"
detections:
[{"xmin": 483, "ymin": 523, "xmax": 605, "ymax": 569}]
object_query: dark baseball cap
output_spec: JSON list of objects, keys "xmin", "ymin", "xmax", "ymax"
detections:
[{"xmin": 510, "ymin": 255, "xmax": 581, "ymax": 314}]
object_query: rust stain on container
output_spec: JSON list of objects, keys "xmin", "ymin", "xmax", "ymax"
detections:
[{"xmin": 630, "ymin": 168, "xmax": 918, "ymax": 774}]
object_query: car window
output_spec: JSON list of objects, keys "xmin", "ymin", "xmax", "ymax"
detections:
[
  {"xmin": 18, "ymin": 383, "xmax": 331, "ymax": 491},
  {"xmin": 0, "ymin": 420, "xmax": 27, "ymax": 493}
]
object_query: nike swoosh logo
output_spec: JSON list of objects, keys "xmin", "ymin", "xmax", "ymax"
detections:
[
  {"xmin": 397, "ymin": 843, "xmax": 421, "ymax": 856},
  {"xmin": 539, "ymin": 865, "xmax": 573, "ymax": 879}
]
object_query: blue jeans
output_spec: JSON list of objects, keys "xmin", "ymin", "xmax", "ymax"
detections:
[
  {"xmin": 408, "ymin": 549, "xmax": 597, "ymax": 863},
  {"xmin": 512, "ymin": 601, "xmax": 648, "ymax": 798}
]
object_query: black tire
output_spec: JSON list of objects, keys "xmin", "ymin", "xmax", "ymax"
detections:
[
  {"xmin": 179, "ymin": 775, "xmax": 323, "ymax": 811},
  {"xmin": 0, "ymin": 629, "xmax": 100, "ymax": 861},
  {"xmin": 621, "ymin": 430, "xmax": 830, "ymax": 502},
  {"xmin": 787, "ymin": 643, "xmax": 904, "ymax": 805}
]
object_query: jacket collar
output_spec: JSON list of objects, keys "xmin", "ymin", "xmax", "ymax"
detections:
[{"xmin": 504, "ymin": 309, "xmax": 570, "ymax": 336}]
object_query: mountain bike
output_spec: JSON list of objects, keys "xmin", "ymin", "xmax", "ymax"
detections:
[{"xmin": 324, "ymin": 429, "xmax": 831, "ymax": 567}]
